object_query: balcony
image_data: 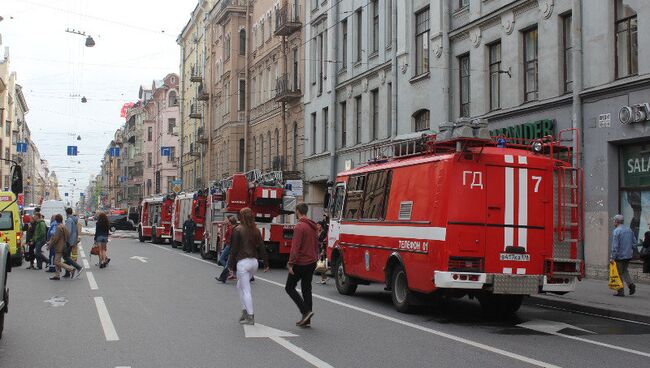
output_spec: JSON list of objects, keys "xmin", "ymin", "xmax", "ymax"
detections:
[
  {"xmin": 275, "ymin": 4, "xmax": 301, "ymax": 36},
  {"xmin": 190, "ymin": 65, "xmax": 202, "ymax": 83},
  {"xmin": 197, "ymin": 84, "xmax": 209, "ymax": 101},
  {"xmin": 196, "ymin": 127, "xmax": 208, "ymax": 144},
  {"xmin": 274, "ymin": 73, "xmax": 302, "ymax": 102},
  {"xmin": 215, "ymin": 0, "xmax": 247, "ymax": 25},
  {"xmin": 189, "ymin": 103, "xmax": 203, "ymax": 119},
  {"xmin": 188, "ymin": 142, "xmax": 201, "ymax": 157}
]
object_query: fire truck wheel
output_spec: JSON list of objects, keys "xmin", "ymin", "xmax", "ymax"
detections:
[
  {"xmin": 478, "ymin": 294, "xmax": 523, "ymax": 317},
  {"xmin": 391, "ymin": 264, "xmax": 414, "ymax": 313},
  {"xmin": 138, "ymin": 229, "xmax": 145, "ymax": 243},
  {"xmin": 334, "ymin": 258, "xmax": 357, "ymax": 295}
]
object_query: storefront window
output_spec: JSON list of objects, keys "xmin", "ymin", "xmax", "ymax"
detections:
[{"xmin": 619, "ymin": 143, "xmax": 650, "ymax": 238}]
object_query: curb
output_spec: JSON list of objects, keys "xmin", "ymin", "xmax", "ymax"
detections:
[{"xmin": 525, "ymin": 295, "xmax": 650, "ymax": 324}]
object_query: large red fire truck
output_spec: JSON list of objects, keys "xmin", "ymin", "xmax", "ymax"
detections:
[
  {"xmin": 171, "ymin": 191, "xmax": 208, "ymax": 249},
  {"xmin": 327, "ymin": 121, "xmax": 583, "ymax": 314},
  {"xmin": 202, "ymin": 170, "xmax": 295, "ymax": 265},
  {"xmin": 138, "ymin": 194, "xmax": 174, "ymax": 244}
]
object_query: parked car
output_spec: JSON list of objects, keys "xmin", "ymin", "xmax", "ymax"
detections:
[{"xmin": 108, "ymin": 215, "xmax": 136, "ymax": 232}]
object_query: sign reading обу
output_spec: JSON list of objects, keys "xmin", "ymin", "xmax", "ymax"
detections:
[{"xmin": 489, "ymin": 119, "xmax": 555, "ymax": 140}]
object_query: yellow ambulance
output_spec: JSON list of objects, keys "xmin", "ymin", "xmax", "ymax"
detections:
[{"xmin": 0, "ymin": 192, "xmax": 23, "ymax": 266}]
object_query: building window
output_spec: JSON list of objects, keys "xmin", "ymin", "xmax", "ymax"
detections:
[
  {"xmin": 260, "ymin": 134, "xmax": 265, "ymax": 169},
  {"xmin": 387, "ymin": 83, "xmax": 392, "ymax": 137},
  {"xmin": 267, "ymin": 131, "xmax": 272, "ymax": 170},
  {"xmin": 168, "ymin": 147, "xmax": 175, "ymax": 162},
  {"xmin": 317, "ymin": 33, "xmax": 324, "ymax": 95},
  {"xmin": 371, "ymin": 0, "xmax": 379, "ymax": 54},
  {"xmin": 224, "ymin": 80, "xmax": 231, "ymax": 115},
  {"xmin": 311, "ymin": 0, "xmax": 318, "ymax": 11},
  {"xmin": 341, "ymin": 101, "xmax": 347, "ymax": 148},
  {"xmin": 414, "ymin": 109, "xmax": 430, "ymax": 132},
  {"xmin": 562, "ymin": 14, "xmax": 573, "ymax": 93},
  {"xmin": 356, "ymin": 10, "xmax": 363, "ymax": 62},
  {"xmin": 275, "ymin": 128, "xmax": 280, "ymax": 169},
  {"xmin": 386, "ymin": 0, "xmax": 392, "ymax": 47},
  {"xmin": 615, "ymin": 0, "xmax": 638, "ymax": 78},
  {"xmin": 147, "ymin": 152, "xmax": 152, "ymax": 168},
  {"xmin": 488, "ymin": 42, "xmax": 501, "ymax": 111},
  {"xmin": 459, "ymin": 54, "xmax": 470, "ymax": 117},
  {"xmin": 458, "ymin": 0, "xmax": 469, "ymax": 10},
  {"xmin": 225, "ymin": 35, "xmax": 231, "ymax": 60},
  {"xmin": 168, "ymin": 91, "xmax": 178, "ymax": 106},
  {"xmin": 147, "ymin": 127, "xmax": 153, "ymax": 141},
  {"xmin": 311, "ymin": 37, "xmax": 317, "ymax": 84},
  {"xmin": 415, "ymin": 8, "xmax": 430, "ymax": 76},
  {"xmin": 238, "ymin": 138, "xmax": 245, "ymax": 172},
  {"xmin": 523, "ymin": 27, "xmax": 538, "ymax": 102},
  {"xmin": 238, "ymin": 79, "xmax": 246, "ymax": 111},
  {"xmin": 292, "ymin": 122, "xmax": 298, "ymax": 171},
  {"xmin": 311, "ymin": 112, "xmax": 317, "ymax": 155},
  {"xmin": 371, "ymin": 89, "xmax": 379, "ymax": 140},
  {"xmin": 251, "ymin": 77, "xmax": 257, "ymax": 107},
  {"xmin": 167, "ymin": 118, "xmax": 176, "ymax": 134},
  {"xmin": 239, "ymin": 29, "xmax": 246, "ymax": 55},
  {"xmin": 341, "ymin": 19, "xmax": 348, "ymax": 70},
  {"xmin": 323, "ymin": 107, "xmax": 329, "ymax": 152},
  {"xmin": 355, "ymin": 96, "xmax": 362, "ymax": 144},
  {"xmin": 253, "ymin": 136, "xmax": 257, "ymax": 169}
]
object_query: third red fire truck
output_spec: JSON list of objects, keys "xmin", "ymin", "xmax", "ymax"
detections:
[
  {"xmin": 202, "ymin": 170, "xmax": 295, "ymax": 265},
  {"xmin": 327, "ymin": 120, "xmax": 583, "ymax": 314},
  {"xmin": 138, "ymin": 195, "xmax": 174, "ymax": 244},
  {"xmin": 171, "ymin": 191, "xmax": 208, "ymax": 249}
]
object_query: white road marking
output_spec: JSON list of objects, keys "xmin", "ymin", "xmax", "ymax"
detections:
[
  {"xmin": 532, "ymin": 303, "xmax": 650, "ymax": 326},
  {"xmin": 243, "ymin": 324, "xmax": 332, "ymax": 368},
  {"xmin": 87, "ymin": 271, "xmax": 98, "ymax": 290},
  {"xmin": 94, "ymin": 297, "xmax": 119, "ymax": 341},
  {"xmin": 518, "ymin": 320, "xmax": 650, "ymax": 358},
  {"xmin": 83, "ymin": 259, "xmax": 91, "ymax": 269},
  {"xmin": 148, "ymin": 246, "xmax": 561, "ymax": 368},
  {"xmin": 79, "ymin": 249, "xmax": 86, "ymax": 258},
  {"xmin": 130, "ymin": 256, "xmax": 148, "ymax": 263}
]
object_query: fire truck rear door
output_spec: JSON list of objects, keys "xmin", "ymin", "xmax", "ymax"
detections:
[{"xmin": 486, "ymin": 160, "xmax": 546, "ymax": 274}]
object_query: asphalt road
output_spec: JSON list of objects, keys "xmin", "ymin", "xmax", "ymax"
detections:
[{"xmin": 1, "ymin": 236, "xmax": 649, "ymax": 368}]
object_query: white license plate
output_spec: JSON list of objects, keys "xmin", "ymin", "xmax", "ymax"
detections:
[{"xmin": 499, "ymin": 253, "xmax": 530, "ymax": 262}]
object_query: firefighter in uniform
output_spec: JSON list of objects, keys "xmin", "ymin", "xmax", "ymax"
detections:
[{"xmin": 182, "ymin": 215, "xmax": 197, "ymax": 253}]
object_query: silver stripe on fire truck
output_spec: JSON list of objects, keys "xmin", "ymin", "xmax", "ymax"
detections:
[
  {"xmin": 339, "ymin": 224, "xmax": 446, "ymax": 241},
  {"xmin": 518, "ymin": 167, "xmax": 528, "ymax": 250},
  {"xmin": 504, "ymin": 167, "xmax": 514, "ymax": 249}
]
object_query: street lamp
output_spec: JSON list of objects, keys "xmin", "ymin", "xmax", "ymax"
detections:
[{"xmin": 65, "ymin": 28, "xmax": 96, "ymax": 48}]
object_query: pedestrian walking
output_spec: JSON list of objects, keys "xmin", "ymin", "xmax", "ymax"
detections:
[
  {"xmin": 216, "ymin": 215, "xmax": 237, "ymax": 283},
  {"xmin": 95, "ymin": 213, "xmax": 111, "ymax": 268},
  {"xmin": 182, "ymin": 215, "xmax": 197, "ymax": 253},
  {"xmin": 610, "ymin": 214, "xmax": 637, "ymax": 296},
  {"xmin": 316, "ymin": 221, "xmax": 328, "ymax": 284},
  {"xmin": 46, "ymin": 214, "xmax": 75, "ymax": 281},
  {"xmin": 46, "ymin": 215, "xmax": 59, "ymax": 273},
  {"xmin": 285, "ymin": 203, "xmax": 320, "ymax": 327},
  {"xmin": 640, "ymin": 222, "xmax": 650, "ymax": 274},
  {"xmin": 227, "ymin": 208, "xmax": 269, "ymax": 325},
  {"xmin": 25, "ymin": 216, "xmax": 36, "ymax": 269},
  {"xmin": 63, "ymin": 208, "xmax": 83, "ymax": 278},
  {"xmin": 32, "ymin": 213, "xmax": 49, "ymax": 269}
]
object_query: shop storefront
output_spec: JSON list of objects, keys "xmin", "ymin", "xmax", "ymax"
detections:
[{"xmin": 619, "ymin": 142, "xmax": 650, "ymax": 240}]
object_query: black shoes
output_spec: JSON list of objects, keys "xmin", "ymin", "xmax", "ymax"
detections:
[
  {"xmin": 629, "ymin": 284, "xmax": 636, "ymax": 295},
  {"xmin": 49, "ymin": 276, "xmax": 60, "ymax": 281},
  {"xmin": 296, "ymin": 311, "xmax": 314, "ymax": 327}
]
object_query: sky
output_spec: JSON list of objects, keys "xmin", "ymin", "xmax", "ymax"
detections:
[{"xmin": 1, "ymin": 0, "xmax": 197, "ymax": 206}]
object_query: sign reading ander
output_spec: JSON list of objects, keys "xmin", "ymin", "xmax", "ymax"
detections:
[{"xmin": 489, "ymin": 119, "xmax": 556, "ymax": 140}]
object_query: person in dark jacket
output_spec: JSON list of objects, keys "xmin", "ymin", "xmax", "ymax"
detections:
[
  {"xmin": 182, "ymin": 215, "xmax": 197, "ymax": 253},
  {"xmin": 641, "ymin": 222, "xmax": 650, "ymax": 274},
  {"xmin": 216, "ymin": 216, "xmax": 238, "ymax": 283},
  {"xmin": 25, "ymin": 216, "xmax": 37, "ymax": 269},
  {"xmin": 46, "ymin": 214, "xmax": 75, "ymax": 280},
  {"xmin": 316, "ymin": 221, "xmax": 328, "ymax": 284},
  {"xmin": 227, "ymin": 208, "xmax": 269, "ymax": 325},
  {"xmin": 95, "ymin": 213, "xmax": 110, "ymax": 268},
  {"xmin": 285, "ymin": 203, "xmax": 320, "ymax": 327},
  {"xmin": 32, "ymin": 213, "xmax": 49, "ymax": 269}
]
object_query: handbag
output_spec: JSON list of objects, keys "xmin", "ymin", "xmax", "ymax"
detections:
[
  {"xmin": 90, "ymin": 243, "xmax": 100, "ymax": 256},
  {"xmin": 641, "ymin": 246, "xmax": 650, "ymax": 259},
  {"xmin": 315, "ymin": 258, "xmax": 328, "ymax": 274},
  {"xmin": 608, "ymin": 262, "xmax": 624, "ymax": 291}
]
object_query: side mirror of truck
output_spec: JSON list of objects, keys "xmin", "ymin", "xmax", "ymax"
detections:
[{"xmin": 11, "ymin": 165, "xmax": 23, "ymax": 194}]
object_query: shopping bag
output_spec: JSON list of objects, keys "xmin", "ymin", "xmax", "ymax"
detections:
[
  {"xmin": 608, "ymin": 262, "xmax": 624, "ymax": 291},
  {"xmin": 90, "ymin": 244, "xmax": 100, "ymax": 256},
  {"xmin": 315, "ymin": 258, "xmax": 328, "ymax": 274}
]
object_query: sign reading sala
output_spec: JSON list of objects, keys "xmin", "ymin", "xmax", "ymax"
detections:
[
  {"xmin": 489, "ymin": 119, "xmax": 555, "ymax": 140},
  {"xmin": 621, "ymin": 143, "xmax": 650, "ymax": 188}
]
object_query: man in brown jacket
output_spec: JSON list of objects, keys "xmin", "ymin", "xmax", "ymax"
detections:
[
  {"xmin": 285, "ymin": 203, "xmax": 320, "ymax": 327},
  {"xmin": 47, "ymin": 214, "xmax": 75, "ymax": 280}
]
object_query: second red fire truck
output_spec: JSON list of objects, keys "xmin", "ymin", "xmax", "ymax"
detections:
[{"xmin": 327, "ymin": 121, "xmax": 583, "ymax": 314}]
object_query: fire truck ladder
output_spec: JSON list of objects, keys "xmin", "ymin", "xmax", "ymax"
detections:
[
  {"xmin": 357, "ymin": 134, "xmax": 430, "ymax": 164},
  {"xmin": 549, "ymin": 129, "xmax": 584, "ymax": 279}
]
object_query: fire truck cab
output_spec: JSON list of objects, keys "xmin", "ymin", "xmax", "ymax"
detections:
[
  {"xmin": 138, "ymin": 196, "xmax": 163, "ymax": 242},
  {"xmin": 327, "ymin": 121, "xmax": 583, "ymax": 314},
  {"xmin": 171, "ymin": 191, "xmax": 207, "ymax": 249}
]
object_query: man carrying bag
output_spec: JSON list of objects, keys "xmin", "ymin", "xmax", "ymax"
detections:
[{"xmin": 610, "ymin": 214, "xmax": 637, "ymax": 296}]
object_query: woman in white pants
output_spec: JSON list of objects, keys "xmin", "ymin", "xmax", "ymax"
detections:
[{"xmin": 227, "ymin": 208, "xmax": 269, "ymax": 325}]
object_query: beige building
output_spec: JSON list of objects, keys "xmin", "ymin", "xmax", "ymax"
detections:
[
  {"xmin": 181, "ymin": 0, "xmax": 304, "ymax": 187},
  {"xmin": 178, "ymin": 0, "xmax": 214, "ymax": 191}
]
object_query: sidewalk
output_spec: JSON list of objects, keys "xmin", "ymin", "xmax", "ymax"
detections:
[{"xmin": 528, "ymin": 278, "xmax": 650, "ymax": 323}]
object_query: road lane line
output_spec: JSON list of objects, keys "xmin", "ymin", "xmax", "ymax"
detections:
[
  {"xmin": 94, "ymin": 297, "xmax": 119, "ymax": 341},
  {"xmin": 83, "ymin": 259, "xmax": 91, "ymax": 269},
  {"xmin": 545, "ymin": 331, "xmax": 650, "ymax": 358},
  {"xmin": 148, "ymin": 245, "xmax": 561, "ymax": 368},
  {"xmin": 532, "ymin": 303, "xmax": 650, "ymax": 326},
  {"xmin": 87, "ymin": 271, "xmax": 98, "ymax": 290},
  {"xmin": 79, "ymin": 249, "xmax": 86, "ymax": 258},
  {"xmin": 270, "ymin": 336, "xmax": 334, "ymax": 368}
]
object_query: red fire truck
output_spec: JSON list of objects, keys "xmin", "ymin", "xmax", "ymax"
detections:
[
  {"xmin": 171, "ymin": 191, "xmax": 208, "ymax": 249},
  {"xmin": 327, "ymin": 122, "xmax": 583, "ymax": 314},
  {"xmin": 138, "ymin": 195, "xmax": 174, "ymax": 244},
  {"xmin": 202, "ymin": 170, "xmax": 295, "ymax": 265}
]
